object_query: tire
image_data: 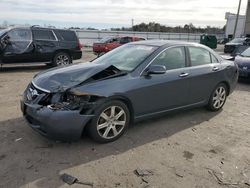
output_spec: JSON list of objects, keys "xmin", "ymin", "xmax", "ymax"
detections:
[
  {"xmin": 52, "ymin": 52, "xmax": 72, "ymax": 67},
  {"xmin": 88, "ymin": 100, "xmax": 130, "ymax": 143},
  {"xmin": 207, "ymin": 83, "xmax": 228, "ymax": 111}
]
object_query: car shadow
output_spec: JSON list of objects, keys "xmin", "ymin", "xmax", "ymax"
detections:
[
  {"xmin": 0, "ymin": 107, "xmax": 221, "ymax": 187},
  {"xmin": 0, "ymin": 64, "xmax": 48, "ymax": 73},
  {"xmin": 237, "ymin": 79, "xmax": 250, "ymax": 92}
]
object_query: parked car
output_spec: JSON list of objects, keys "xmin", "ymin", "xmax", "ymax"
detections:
[
  {"xmin": 0, "ymin": 26, "xmax": 82, "ymax": 66},
  {"xmin": 21, "ymin": 40, "xmax": 238, "ymax": 143},
  {"xmin": 234, "ymin": 47, "xmax": 250, "ymax": 78},
  {"xmin": 224, "ymin": 38, "xmax": 250, "ymax": 54},
  {"xmin": 93, "ymin": 36, "xmax": 145, "ymax": 56}
]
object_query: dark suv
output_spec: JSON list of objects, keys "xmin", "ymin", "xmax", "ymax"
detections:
[{"xmin": 0, "ymin": 26, "xmax": 82, "ymax": 66}]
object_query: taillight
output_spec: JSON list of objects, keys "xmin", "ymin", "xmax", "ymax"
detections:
[{"xmin": 78, "ymin": 39, "xmax": 83, "ymax": 50}]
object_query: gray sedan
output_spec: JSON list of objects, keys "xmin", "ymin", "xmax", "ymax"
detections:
[{"xmin": 21, "ymin": 40, "xmax": 239, "ymax": 143}]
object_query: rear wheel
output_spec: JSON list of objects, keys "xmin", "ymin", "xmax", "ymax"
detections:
[
  {"xmin": 88, "ymin": 100, "xmax": 130, "ymax": 143},
  {"xmin": 52, "ymin": 52, "xmax": 72, "ymax": 66},
  {"xmin": 207, "ymin": 83, "xmax": 228, "ymax": 111}
]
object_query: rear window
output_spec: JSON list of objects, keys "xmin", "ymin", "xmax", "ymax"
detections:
[
  {"xmin": 33, "ymin": 29, "xmax": 56, "ymax": 40},
  {"xmin": 55, "ymin": 30, "xmax": 77, "ymax": 41}
]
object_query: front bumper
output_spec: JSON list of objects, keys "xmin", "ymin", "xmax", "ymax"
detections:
[
  {"xmin": 238, "ymin": 68, "xmax": 250, "ymax": 78},
  {"xmin": 21, "ymin": 99, "xmax": 94, "ymax": 142}
]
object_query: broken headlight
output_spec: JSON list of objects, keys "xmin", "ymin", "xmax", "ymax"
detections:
[{"xmin": 48, "ymin": 93, "xmax": 91, "ymax": 111}]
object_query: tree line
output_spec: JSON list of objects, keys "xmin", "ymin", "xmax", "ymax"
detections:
[{"xmin": 111, "ymin": 22, "xmax": 225, "ymax": 34}]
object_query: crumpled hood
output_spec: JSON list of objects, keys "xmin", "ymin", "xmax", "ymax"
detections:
[{"xmin": 33, "ymin": 62, "xmax": 113, "ymax": 92}]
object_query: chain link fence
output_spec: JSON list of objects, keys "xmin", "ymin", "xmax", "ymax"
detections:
[{"xmin": 74, "ymin": 29, "xmax": 225, "ymax": 47}]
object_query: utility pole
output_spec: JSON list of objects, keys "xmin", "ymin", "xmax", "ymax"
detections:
[
  {"xmin": 131, "ymin": 19, "xmax": 134, "ymax": 31},
  {"xmin": 244, "ymin": 0, "xmax": 250, "ymax": 36},
  {"xmin": 233, "ymin": 0, "xmax": 242, "ymax": 38}
]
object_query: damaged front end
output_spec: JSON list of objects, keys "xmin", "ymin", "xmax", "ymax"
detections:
[
  {"xmin": 47, "ymin": 88, "xmax": 105, "ymax": 114},
  {"xmin": 21, "ymin": 83, "xmax": 105, "ymax": 141},
  {"xmin": 21, "ymin": 63, "xmax": 128, "ymax": 141}
]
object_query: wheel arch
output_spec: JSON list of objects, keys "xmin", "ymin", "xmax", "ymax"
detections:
[
  {"xmin": 107, "ymin": 95, "xmax": 135, "ymax": 124},
  {"xmin": 81, "ymin": 95, "xmax": 135, "ymax": 137},
  {"xmin": 220, "ymin": 81, "xmax": 230, "ymax": 96},
  {"xmin": 53, "ymin": 49, "xmax": 72, "ymax": 59}
]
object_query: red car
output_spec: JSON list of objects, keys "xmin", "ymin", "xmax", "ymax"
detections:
[{"xmin": 93, "ymin": 36, "xmax": 145, "ymax": 56}]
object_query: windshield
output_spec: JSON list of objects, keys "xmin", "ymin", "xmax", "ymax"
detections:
[
  {"xmin": 92, "ymin": 44, "xmax": 158, "ymax": 71},
  {"xmin": 241, "ymin": 47, "xmax": 250, "ymax": 57},
  {"xmin": 0, "ymin": 29, "xmax": 9, "ymax": 37},
  {"xmin": 230, "ymin": 38, "xmax": 245, "ymax": 43}
]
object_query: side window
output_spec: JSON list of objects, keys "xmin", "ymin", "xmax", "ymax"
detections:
[
  {"xmin": 120, "ymin": 37, "xmax": 132, "ymax": 44},
  {"xmin": 211, "ymin": 53, "xmax": 219, "ymax": 63},
  {"xmin": 7, "ymin": 29, "xmax": 32, "ymax": 42},
  {"xmin": 189, "ymin": 47, "xmax": 211, "ymax": 66},
  {"xmin": 110, "ymin": 37, "xmax": 119, "ymax": 43},
  {"xmin": 33, "ymin": 30, "xmax": 56, "ymax": 41},
  {"xmin": 56, "ymin": 30, "xmax": 77, "ymax": 41},
  {"xmin": 152, "ymin": 47, "xmax": 186, "ymax": 70}
]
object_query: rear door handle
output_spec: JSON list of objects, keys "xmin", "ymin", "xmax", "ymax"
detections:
[
  {"xmin": 212, "ymin": 67, "xmax": 219, "ymax": 71},
  {"xmin": 179, "ymin": 73, "xmax": 189, "ymax": 78}
]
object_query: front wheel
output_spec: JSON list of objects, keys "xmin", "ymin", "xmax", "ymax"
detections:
[
  {"xmin": 88, "ymin": 100, "xmax": 130, "ymax": 143},
  {"xmin": 207, "ymin": 83, "xmax": 228, "ymax": 111},
  {"xmin": 52, "ymin": 52, "xmax": 72, "ymax": 66}
]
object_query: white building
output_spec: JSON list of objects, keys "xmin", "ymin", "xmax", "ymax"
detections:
[{"xmin": 225, "ymin": 12, "xmax": 246, "ymax": 38}]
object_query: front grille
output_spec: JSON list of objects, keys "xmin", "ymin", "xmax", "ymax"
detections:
[{"xmin": 24, "ymin": 83, "xmax": 50, "ymax": 104}]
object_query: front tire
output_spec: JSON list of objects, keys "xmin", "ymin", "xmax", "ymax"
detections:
[
  {"xmin": 207, "ymin": 83, "xmax": 228, "ymax": 111},
  {"xmin": 52, "ymin": 52, "xmax": 72, "ymax": 66},
  {"xmin": 88, "ymin": 100, "xmax": 130, "ymax": 143}
]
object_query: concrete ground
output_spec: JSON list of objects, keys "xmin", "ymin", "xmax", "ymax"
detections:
[{"xmin": 0, "ymin": 47, "xmax": 250, "ymax": 188}]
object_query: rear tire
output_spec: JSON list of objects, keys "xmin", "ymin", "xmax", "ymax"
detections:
[
  {"xmin": 88, "ymin": 100, "xmax": 130, "ymax": 143},
  {"xmin": 52, "ymin": 52, "xmax": 72, "ymax": 67},
  {"xmin": 207, "ymin": 83, "xmax": 228, "ymax": 111}
]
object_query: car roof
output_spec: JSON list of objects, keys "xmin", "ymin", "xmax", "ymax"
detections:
[
  {"xmin": 131, "ymin": 40, "xmax": 204, "ymax": 47},
  {"xmin": 6, "ymin": 26, "xmax": 73, "ymax": 32}
]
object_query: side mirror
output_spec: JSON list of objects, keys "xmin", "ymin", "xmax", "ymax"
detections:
[{"xmin": 144, "ymin": 65, "xmax": 166, "ymax": 76}]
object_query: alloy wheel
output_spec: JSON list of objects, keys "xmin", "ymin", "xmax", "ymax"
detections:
[
  {"xmin": 56, "ymin": 54, "xmax": 70, "ymax": 65},
  {"xmin": 97, "ymin": 106, "xmax": 126, "ymax": 139},
  {"xmin": 212, "ymin": 86, "xmax": 226, "ymax": 109}
]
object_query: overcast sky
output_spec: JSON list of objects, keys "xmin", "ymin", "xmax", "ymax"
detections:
[{"xmin": 0, "ymin": 0, "xmax": 248, "ymax": 28}]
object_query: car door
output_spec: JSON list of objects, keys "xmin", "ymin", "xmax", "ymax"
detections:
[
  {"xmin": 187, "ymin": 46, "xmax": 221, "ymax": 104},
  {"xmin": 32, "ymin": 29, "xmax": 58, "ymax": 62},
  {"xmin": 1, "ymin": 28, "xmax": 34, "ymax": 63},
  {"xmin": 130, "ymin": 46, "xmax": 190, "ymax": 116}
]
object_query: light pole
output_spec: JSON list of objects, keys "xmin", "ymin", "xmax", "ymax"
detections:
[
  {"xmin": 233, "ymin": 0, "xmax": 242, "ymax": 38},
  {"xmin": 131, "ymin": 19, "xmax": 134, "ymax": 31}
]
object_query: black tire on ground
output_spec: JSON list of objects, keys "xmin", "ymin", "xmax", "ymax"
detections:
[
  {"xmin": 207, "ymin": 83, "xmax": 228, "ymax": 112},
  {"xmin": 52, "ymin": 52, "xmax": 72, "ymax": 67},
  {"xmin": 88, "ymin": 100, "xmax": 130, "ymax": 143}
]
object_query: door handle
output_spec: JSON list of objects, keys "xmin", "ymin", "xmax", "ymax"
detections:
[
  {"xmin": 179, "ymin": 73, "xmax": 189, "ymax": 78},
  {"xmin": 212, "ymin": 67, "xmax": 219, "ymax": 71}
]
